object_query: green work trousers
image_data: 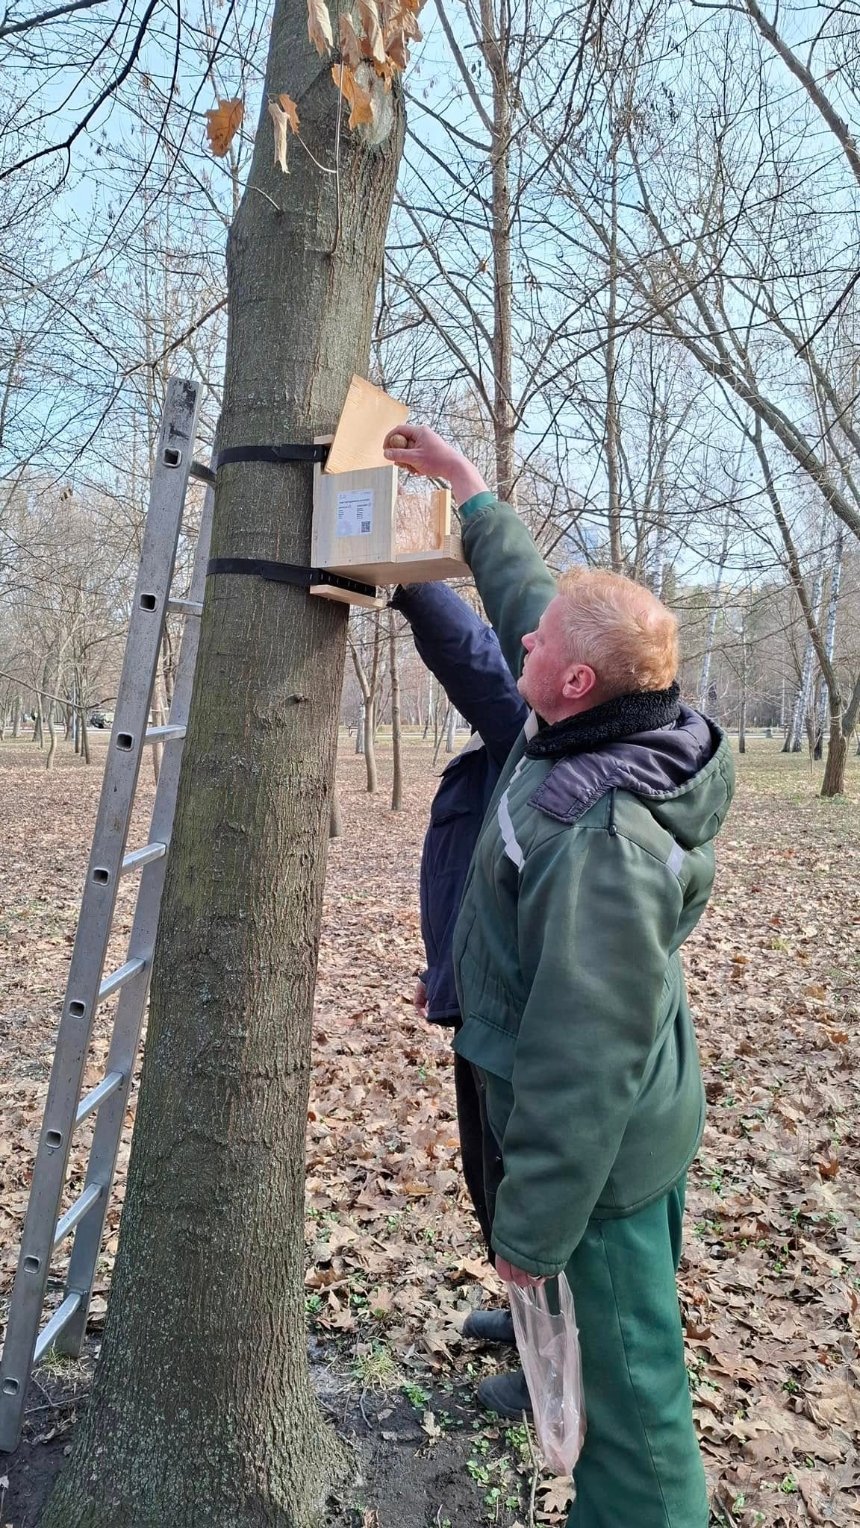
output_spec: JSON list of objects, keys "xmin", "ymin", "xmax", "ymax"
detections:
[{"xmin": 565, "ymin": 1176, "xmax": 708, "ymax": 1528}]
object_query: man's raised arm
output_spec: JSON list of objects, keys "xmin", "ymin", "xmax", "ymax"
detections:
[{"xmin": 384, "ymin": 427, "xmax": 556, "ymax": 680}]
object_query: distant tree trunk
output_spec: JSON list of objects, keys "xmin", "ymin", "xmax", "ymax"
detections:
[
  {"xmin": 479, "ymin": 0, "xmax": 516, "ymax": 501},
  {"xmin": 786, "ymin": 542, "xmax": 826, "ymax": 753},
  {"xmin": 150, "ymin": 672, "xmax": 167, "ymax": 783},
  {"xmin": 445, "ymin": 704, "xmax": 458, "ymax": 753},
  {"xmin": 355, "ymin": 704, "xmax": 365, "ymax": 754},
  {"xmin": 329, "ymin": 794, "xmax": 343, "ymax": 838},
  {"xmin": 844, "ymin": 673, "xmax": 860, "ymax": 746},
  {"xmin": 80, "ymin": 710, "xmax": 91, "ymax": 765},
  {"xmin": 349, "ymin": 618, "xmax": 379, "ymax": 794},
  {"xmin": 738, "ymin": 613, "xmax": 747, "ymax": 755},
  {"xmin": 814, "ymin": 524, "xmax": 844, "ymax": 760},
  {"xmin": 12, "ymin": 698, "xmax": 20, "ymax": 738},
  {"xmin": 604, "ymin": 153, "xmax": 623, "ymax": 572},
  {"xmin": 40, "ymin": 0, "xmax": 403, "ymax": 1519},
  {"xmin": 423, "ymin": 673, "xmax": 434, "ymax": 740},
  {"xmin": 388, "ymin": 607, "xmax": 403, "ymax": 812},
  {"xmin": 698, "ymin": 525, "xmax": 729, "ymax": 712},
  {"xmin": 45, "ymin": 702, "xmax": 57, "ymax": 771}
]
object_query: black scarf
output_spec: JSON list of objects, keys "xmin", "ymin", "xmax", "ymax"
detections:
[{"xmin": 525, "ymin": 683, "xmax": 681, "ymax": 759}]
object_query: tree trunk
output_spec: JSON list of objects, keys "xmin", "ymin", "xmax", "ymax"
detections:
[
  {"xmin": 480, "ymin": 0, "xmax": 516, "ymax": 502},
  {"xmin": 388, "ymin": 608, "xmax": 402, "ymax": 812},
  {"xmin": 81, "ymin": 710, "xmax": 91, "ymax": 765},
  {"xmin": 41, "ymin": 7, "xmax": 403, "ymax": 1523},
  {"xmin": 422, "ymin": 673, "xmax": 434, "ymax": 740},
  {"xmin": 738, "ymin": 613, "xmax": 747, "ymax": 755},
  {"xmin": 445, "ymin": 704, "xmax": 458, "ymax": 753},
  {"xmin": 355, "ymin": 703, "xmax": 365, "ymax": 753},
  {"xmin": 329, "ymin": 793, "xmax": 343, "ymax": 838},
  {"xmin": 698, "ymin": 525, "xmax": 729, "ymax": 713},
  {"xmin": 12, "ymin": 697, "xmax": 20, "ymax": 738},
  {"xmin": 814, "ymin": 524, "xmax": 844, "ymax": 761},
  {"xmin": 604, "ymin": 154, "xmax": 623, "ymax": 572},
  {"xmin": 821, "ymin": 706, "xmax": 848, "ymax": 796},
  {"xmin": 843, "ymin": 671, "xmax": 860, "ymax": 742}
]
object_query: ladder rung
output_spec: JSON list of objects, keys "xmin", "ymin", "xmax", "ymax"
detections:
[
  {"xmin": 98, "ymin": 958, "xmax": 146, "ymax": 1004},
  {"xmin": 33, "ymin": 1292, "xmax": 82, "ymax": 1363},
  {"xmin": 144, "ymin": 724, "xmax": 186, "ymax": 743},
  {"xmin": 189, "ymin": 458, "xmax": 216, "ymax": 486},
  {"xmin": 75, "ymin": 1070, "xmax": 124, "ymax": 1126},
  {"xmin": 167, "ymin": 598, "xmax": 204, "ymax": 617},
  {"xmin": 121, "ymin": 842, "xmax": 167, "ymax": 875},
  {"xmin": 53, "ymin": 1184, "xmax": 103, "ymax": 1249}
]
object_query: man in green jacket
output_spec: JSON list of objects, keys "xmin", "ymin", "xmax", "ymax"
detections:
[{"xmin": 384, "ymin": 426, "xmax": 735, "ymax": 1528}]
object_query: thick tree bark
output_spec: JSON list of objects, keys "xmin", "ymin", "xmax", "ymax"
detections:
[{"xmin": 41, "ymin": 4, "xmax": 403, "ymax": 1524}]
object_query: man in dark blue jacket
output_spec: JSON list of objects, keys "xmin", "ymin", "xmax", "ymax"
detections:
[{"xmin": 390, "ymin": 582, "xmax": 532, "ymax": 1416}]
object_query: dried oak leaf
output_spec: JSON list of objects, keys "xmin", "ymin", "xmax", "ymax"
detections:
[
  {"xmin": 339, "ymin": 11, "xmax": 363, "ymax": 69},
  {"xmin": 331, "ymin": 63, "xmax": 374, "ymax": 129},
  {"xmin": 267, "ymin": 94, "xmax": 300, "ymax": 175},
  {"xmin": 205, "ymin": 98, "xmax": 244, "ymax": 156},
  {"xmin": 307, "ymin": 0, "xmax": 334, "ymax": 56},
  {"xmin": 358, "ymin": 0, "xmax": 386, "ymax": 63}
]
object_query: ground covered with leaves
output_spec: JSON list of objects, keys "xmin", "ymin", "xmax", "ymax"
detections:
[{"xmin": 1, "ymin": 731, "xmax": 858, "ymax": 1527}]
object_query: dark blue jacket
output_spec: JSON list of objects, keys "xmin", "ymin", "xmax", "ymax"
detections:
[{"xmin": 391, "ymin": 583, "xmax": 527, "ymax": 1024}]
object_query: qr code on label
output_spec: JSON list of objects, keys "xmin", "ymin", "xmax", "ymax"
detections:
[{"xmin": 360, "ymin": 520, "xmax": 371, "ymax": 534}]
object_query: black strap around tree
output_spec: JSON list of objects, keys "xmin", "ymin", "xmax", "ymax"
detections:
[
  {"xmin": 210, "ymin": 441, "xmax": 376, "ymax": 597},
  {"xmin": 216, "ymin": 443, "xmax": 329, "ymax": 468},
  {"xmin": 207, "ymin": 557, "xmax": 378, "ymax": 600}
]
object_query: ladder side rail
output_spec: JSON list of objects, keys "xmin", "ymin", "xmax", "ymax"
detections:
[
  {"xmin": 0, "ymin": 380, "xmax": 201, "ymax": 1451},
  {"xmin": 57, "ymin": 473, "xmax": 215, "ymax": 1356}
]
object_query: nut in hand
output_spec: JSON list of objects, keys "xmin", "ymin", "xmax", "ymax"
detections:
[{"xmin": 388, "ymin": 432, "xmax": 408, "ymax": 449}]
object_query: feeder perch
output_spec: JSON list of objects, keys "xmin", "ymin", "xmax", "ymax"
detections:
[{"xmin": 309, "ymin": 377, "xmax": 468, "ymax": 606}]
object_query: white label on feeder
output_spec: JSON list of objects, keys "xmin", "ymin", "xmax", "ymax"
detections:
[{"xmin": 336, "ymin": 489, "xmax": 374, "ymax": 538}]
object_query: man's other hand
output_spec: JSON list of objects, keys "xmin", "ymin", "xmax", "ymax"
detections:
[
  {"xmin": 496, "ymin": 1256, "xmax": 547, "ymax": 1289},
  {"xmin": 413, "ymin": 979, "xmax": 428, "ymax": 1017},
  {"xmin": 383, "ymin": 425, "xmax": 488, "ymax": 506}
]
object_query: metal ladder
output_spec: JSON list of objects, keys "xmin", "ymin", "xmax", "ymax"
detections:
[{"xmin": 0, "ymin": 378, "xmax": 214, "ymax": 1451}]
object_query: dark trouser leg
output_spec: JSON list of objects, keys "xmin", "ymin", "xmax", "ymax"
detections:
[
  {"xmin": 452, "ymin": 1049, "xmax": 495, "ymax": 1257},
  {"xmin": 565, "ymin": 1177, "xmax": 708, "ymax": 1528}
]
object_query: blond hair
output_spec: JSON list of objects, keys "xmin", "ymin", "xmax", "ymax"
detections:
[{"xmin": 555, "ymin": 567, "xmax": 678, "ymax": 697}]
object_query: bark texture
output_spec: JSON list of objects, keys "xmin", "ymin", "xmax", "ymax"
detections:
[{"xmin": 41, "ymin": 5, "xmax": 403, "ymax": 1524}]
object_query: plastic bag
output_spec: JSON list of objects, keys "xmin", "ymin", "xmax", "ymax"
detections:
[{"xmin": 505, "ymin": 1272, "xmax": 586, "ymax": 1476}]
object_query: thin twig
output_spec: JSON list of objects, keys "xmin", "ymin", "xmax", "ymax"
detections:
[
  {"xmin": 712, "ymin": 1491, "xmax": 740, "ymax": 1528},
  {"xmin": 522, "ymin": 1415, "xmax": 541, "ymax": 1528},
  {"xmin": 250, "ymin": 185, "xmax": 281, "ymax": 211}
]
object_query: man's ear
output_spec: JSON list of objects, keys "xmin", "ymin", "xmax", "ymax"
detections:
[{"xmin": 562, "ymin": 664, "xmax": 599, "ymax": 703}]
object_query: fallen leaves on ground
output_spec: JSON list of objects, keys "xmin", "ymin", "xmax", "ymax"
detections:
[{"xmin": 1, "ymin": 735, "xmax": 858, "ymax": 1527}]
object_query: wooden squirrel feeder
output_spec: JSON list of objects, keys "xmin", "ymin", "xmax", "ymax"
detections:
[{"xmin": 310, "ymin": 376, "xmax": 467, "ymax": 607}]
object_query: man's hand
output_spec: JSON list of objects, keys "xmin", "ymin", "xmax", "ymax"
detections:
[
  {"xmin": 383, "ymin": 424, "xmax": 489, "ymax": 506},
  {"xmin": 496, "ymin": 1256, "xmax": 547, "ymax": 1289},
  {"xmin": 413, "ymin": 978, "xmax": 428, "ymax": 1017}
]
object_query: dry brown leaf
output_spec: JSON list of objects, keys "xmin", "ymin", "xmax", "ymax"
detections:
[
  {"xmin": 373, "ymin": 56, "xmax": 396, "ymax": 90},
  {"xmin": 277, "ymin": 91, "xmax": 300, "ymax": 134},
  {"xmin": 537, "ymin": 1476, "xmax": 575, "ymax": 1514},
  {"xmin": 339, "ymin": 11, "xmax": 363, "ymax": 69},
  {"xmin": 307, "ymin": 0, "xmax": 333, "ymax": 56},
  {"xmin": 358, "ymin": 0, "xmax": 386, "ymax": 63},
  {"xmin": 265, "ymin": 99, "xmax": 296, "ymax": 176},
  {"xmin": 205, "ymin": 98, "xmax": 244, "ymax": 157},
  {"xmin": 384, "ymin": 29, "xmax": 408, "ymax": 69},
  {"xmin": 331, "ymin": 63, "xmax": 374, "ymax": 129}
]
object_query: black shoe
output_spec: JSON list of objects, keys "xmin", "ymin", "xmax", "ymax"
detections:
[
  {"xmin": 477, "ymin": 1368, "xmax": 533, "ymax": 1420},
  {"xmin": 462, "ymin": 1308, "xmax": 516, "ymax": 1345}
]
